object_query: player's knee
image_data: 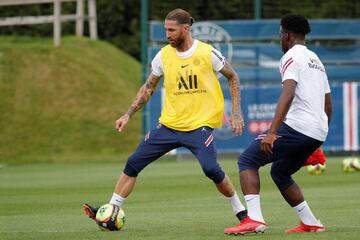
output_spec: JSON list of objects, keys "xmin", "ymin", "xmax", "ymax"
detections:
[
  {"xmin": 123, "ymin": 156, "xmax": 141, "ymax": 177},
  {"xmin": 270, "ymin": 167, "xmax": 294, "ymax": 191},
  {"xmin": 202, "ymin": 165, "xmax": 225, "ymax": 184},
  {"xmin": 237, "ymin": 155, "xmax": 260, "ymax": 171}
]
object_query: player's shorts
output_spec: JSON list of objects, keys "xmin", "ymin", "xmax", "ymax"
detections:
[
  {"xmin": 238, "ymin": 122, "xmax": 323, "ymax": 177},
  {"xmin": 123, "ymin": 124, "xmax": 225, "ymax": 183}
]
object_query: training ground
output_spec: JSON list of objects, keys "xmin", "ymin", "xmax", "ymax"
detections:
[{"xmin": 0, "ymin": 156, "xmax": 359, "ymax": 240}]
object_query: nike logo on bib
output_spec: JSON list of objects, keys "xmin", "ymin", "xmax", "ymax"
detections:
[{"xmin": 181, "ymin": 64, "xmax": 189, "ymax": 68}]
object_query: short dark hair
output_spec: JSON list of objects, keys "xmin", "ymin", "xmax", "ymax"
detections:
[
  {"xmin": 281, "ymin": 14, "xmax": 311, "ymax": 36},
  {"xmin": 166, "ymin": 8, "xmax": 194, "ymax": 26}
]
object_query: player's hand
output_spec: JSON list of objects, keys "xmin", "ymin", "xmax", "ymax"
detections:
[
  {"xmin": 229, "ymin": 113, "xmax": 245, "ymax": 136},
  {"xmin": 115, "ymin": 114, "xmax": 130, "ymax": 132},
  {"xmin": 260, "ymin": 133, "xmax": 279, "ymax": 155}
]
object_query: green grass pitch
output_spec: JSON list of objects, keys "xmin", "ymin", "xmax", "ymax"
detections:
[{"xmin": 0, "ymin": 157, "xmax": 359, "ymax": 240}]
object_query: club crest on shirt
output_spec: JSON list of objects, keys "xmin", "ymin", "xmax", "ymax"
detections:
[{"xmin": 193, "ymin": 58, "xmax": 201, "ymax": 66}]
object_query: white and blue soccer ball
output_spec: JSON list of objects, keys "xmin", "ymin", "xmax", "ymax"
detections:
[{"xmin": 95, "ymin": 204, "xmax": 126, "ymax": 231}]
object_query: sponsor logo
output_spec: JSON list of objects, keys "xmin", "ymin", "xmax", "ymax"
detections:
[
  {"xmin": 245, "ymin": 197, "xmax": 255, "ymax": 202},
  {"xmin": 174, "ymin": 72, "xmax": 207, "ymax": 96},
  {"xmin": 308, "ymin": 58, "xmax": 324, "ymax": 72},
  {"xmin": 297, "ymin": 206, "xmax": 306, "ymax": 213},
  {"xmin": 177, "ymin": 73, "xmax": 198, "ymax": 90},
  {"xmin": 181, "ymin": 64, "xmax": 189, "ymax": 68}
]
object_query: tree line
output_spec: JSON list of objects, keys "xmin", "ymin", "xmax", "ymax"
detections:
[{"xmin": 0, "ymin": 0, "xmax": 358, "ymax": 59}]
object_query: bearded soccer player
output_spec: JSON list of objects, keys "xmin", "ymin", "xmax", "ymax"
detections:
[
  {"xmin": 224, "ymin": 14, "xmax": 332, "ymax": 235},
  {"xmin": 83, "ymin": 9, "xmax": 248, "ymax": 228}
]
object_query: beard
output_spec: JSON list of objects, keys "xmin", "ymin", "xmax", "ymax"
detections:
[
  {"xmin": 169, "ymin": 40, "xmax": 177, "ymax": 47},
  {"xmin": 168, "ymin": 35, "xmax": 185, "ymax": 48}
]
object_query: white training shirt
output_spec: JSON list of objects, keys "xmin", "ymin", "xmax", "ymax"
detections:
[
  {"xmin": 151, "ymin": 39, "xmax": 226, "ymax": 77},
  {"xmin": 280, "ymin": 44, "xmax": 331, "ymax": 141}
]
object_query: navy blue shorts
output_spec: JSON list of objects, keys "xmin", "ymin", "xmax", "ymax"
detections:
[
  {"xmin": 124, "ymin": 124, "xmax": 225, "ymax": 183},
  {"xmin": 238, "ymin": 123, "xmax": 323, "ymax": 190}
]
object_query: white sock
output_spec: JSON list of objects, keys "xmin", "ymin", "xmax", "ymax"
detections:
[
  {"xmin": 244, "ymin": 194, "xmax": 265, "ymax": 223},
  {"xmin": 228, "ymin": 192, "xmax": 246, "ymax": 214},
  {"xmin": 109, "ymin": 192, "xmax": 126, "ymax": 207},
  {"xmin": 293, "ymin": 201, "xmax": 319, "ymax": 226}
]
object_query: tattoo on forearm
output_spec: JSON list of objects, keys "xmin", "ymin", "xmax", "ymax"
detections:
[
  {"xmin": 220, "ymin": 62, "xmax": 242, "ymax": 117},
  {"xmin": 230, "ymin": 81, "xmax": 241, "ymax": 115},
  {"xmin": 127, "ymin": 74, "xmax": 161, "ymax": 117}
]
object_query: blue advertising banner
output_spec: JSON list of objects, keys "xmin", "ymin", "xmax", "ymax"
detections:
[
  {"xmin": 148, "ymin": 44, "xmax": 360, "ymax": 84},
  {"xmin": 148, "ymin": 20, "xmax": 360, "ymax": 84},
  {"xmin": 147, "ymin": 83, "xmax": 359, "ymax": 153},
  {"xmin": 150, "ymin": 19, "xmax": 360, "ymax": 41},
  {"xmin": 145, "ymin": 19, "xmax": 360, "ymax": 153}
]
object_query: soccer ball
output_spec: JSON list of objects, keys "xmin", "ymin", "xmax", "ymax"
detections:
[
  {"xmin": 307, "ymin": 163, "xmax": 326, "ymax": 175},
  {"xmin": 95, "ymin": 204, "xmax": 126, "ymax": 231},
  {"xmin": 342, "ymin": 157, "xmax": 360, "ymax": 173}
]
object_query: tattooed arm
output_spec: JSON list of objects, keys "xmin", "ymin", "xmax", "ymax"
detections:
[
  {"xmin": 115, "ymin": 73, "xmax": 162, "ymax": 132},
  {"xmin": 219, "ymin": 60, "xmax": 244, "ymax": 135}
]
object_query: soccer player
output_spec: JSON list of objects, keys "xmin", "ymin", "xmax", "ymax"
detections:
[
  {"xmin": 224, "ymin": 14, "xmax": 332, "ymax": 235},
  {"xmin": 83, "ymin": 8, "xmax": 248, "ymax": 226}
]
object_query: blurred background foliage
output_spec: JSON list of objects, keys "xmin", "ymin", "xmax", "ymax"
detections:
[{"xmin": 0, "ymin": 0, "xmax": 359, "ymax": 59}]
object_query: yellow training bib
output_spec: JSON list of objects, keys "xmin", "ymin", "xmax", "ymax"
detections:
[{"xmin": 159, "ymin": 41, "xmax": 224, "ymax": 131}]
